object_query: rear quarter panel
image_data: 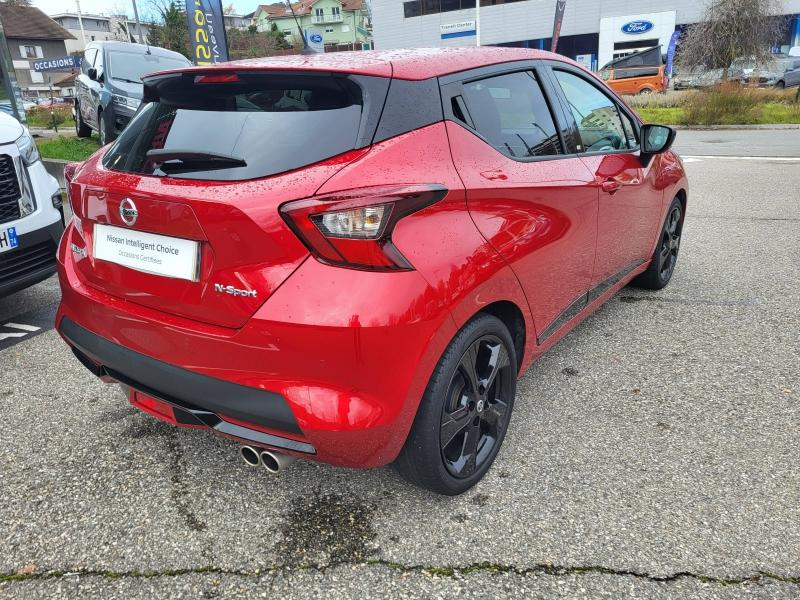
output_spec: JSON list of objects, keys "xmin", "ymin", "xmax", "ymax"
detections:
[{"xmin": 315, "ymin": 120, "xmax": 536, "ymax": 383}]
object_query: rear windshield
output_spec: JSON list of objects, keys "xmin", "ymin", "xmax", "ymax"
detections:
[{"xmin": 103, "ymin": 73, "xmax": 365, "ymax": 181}]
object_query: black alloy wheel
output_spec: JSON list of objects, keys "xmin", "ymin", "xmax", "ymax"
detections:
[
  {"xmin": 658, "ymin": 203, "xmax": 682, "ymax": 282},
  {"xmin": 395, "ymin": 313, "xmax": 518, "ymax": 495},
  {"xmin": 440, "ymin": 335, "xmax": 512, "ymax": 478},
  {"xmin": 631, "ymin": 196, "xmax": 684, "ymax": 290},
  {"xmin": 75, "ymin": 102, "xmax": 91, "ymax": 138}
]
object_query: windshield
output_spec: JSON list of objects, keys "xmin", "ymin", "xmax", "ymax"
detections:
[
  {"xmin": 107, "ymin": 51, "xmax": 189, "ymax": 84},
  {"xmin": 103, "ymin": 72, "xmax": 366, "ymax": 181}
]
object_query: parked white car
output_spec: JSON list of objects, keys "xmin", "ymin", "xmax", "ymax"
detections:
[{"xmin": 0, "ymin": 112, "xmax": 64, "ymax": 296}]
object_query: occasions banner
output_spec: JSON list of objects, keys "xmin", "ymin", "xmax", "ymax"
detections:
[
  {"xmin": 186, "ymin": 0, "xmax": 229, "ymax": 65},
  {"xmin": 551, "ymin": 0, "xmax": 567, "ymax": 53}
]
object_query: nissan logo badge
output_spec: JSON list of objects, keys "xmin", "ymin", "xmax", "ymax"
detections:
[{"xmin": 119, "ymin": 198, "xmax": 138, "ymax": 226}]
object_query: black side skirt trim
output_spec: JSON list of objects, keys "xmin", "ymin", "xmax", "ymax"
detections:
[
  {"xmin": 587, "ymin": 259, "xmax": 645, "ymax": 304},
  {"xmin": 59, "ymin": 317, "xmax": 304, "ymax": 436},
  {"xmin": 536, "ymin": 259, "xmax": 644, "ymax": 345}
]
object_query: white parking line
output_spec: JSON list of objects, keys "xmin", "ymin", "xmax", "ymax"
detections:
[
  {"xmin": 682, "ymin": 155, "xmax": 800, "ymax": 162},
  {"xmin": 0, "ymin": 331, "xmax": 27, "ymax": 341},
  {"xmin": 4, "ymin": 323, "xmax": 41, "ymax": 332},
  {"xmin": 0, "ymin": 305, "xmax": 56, "ymax": 350}
]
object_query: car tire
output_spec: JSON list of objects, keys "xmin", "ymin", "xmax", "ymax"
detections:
[
  {"xmin": 75, "ymin": 103, "xmax": 91, "ymax": 138},
  {"xmin": 395, "ymin": 313, "xmax": 518, "ymax": 495},
  {"xmin": 775, "ymin": 80, "xmax": 786, "ymax": 89},
  {"xmin": 631, "ymin": 196, "xmax": 683, "ymax": 290},
  {"xmin": 99, "ymin": 109, "xmax": 114, "ymax": 145},
  {"xmin": 638, "ymin": 87, "xmax": 654, "ymax": 95}
]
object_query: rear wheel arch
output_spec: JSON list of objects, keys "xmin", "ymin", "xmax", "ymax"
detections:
[
  {"xmin": 445, "ymin": 268, "xmax": 535, "ymax": 374},
  {"xmin": 477, "ymin": 301, "xmax": 526, "ymax": 372},
  {"xmin": 675, "ymin": 188, "xmax": 687, "ymax": 218}
]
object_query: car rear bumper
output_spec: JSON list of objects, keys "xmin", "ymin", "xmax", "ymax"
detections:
[
  {"xmin": 56, "ymin": 237, "xmax": 457, "ymax": 467},
  {"xmin": 60, "ymin": 316, "xmax": 316, "ymax": 454}
]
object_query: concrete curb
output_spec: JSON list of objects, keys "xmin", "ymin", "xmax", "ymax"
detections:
[
  {"xmin": 30, "ymin": 128, "xmax": 77, "ymax": 139},
  {"xmin": 42, "ymin": 158, "xmax": 68, "ymax": 189},
  {"xmin": 673, "ymin": 124, "xmax": 800, "ymax": 130}
]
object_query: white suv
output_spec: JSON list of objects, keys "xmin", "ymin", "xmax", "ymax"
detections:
[{"xmin": 0, "ymin": 112, "xmax": 63, "ymax": 297}]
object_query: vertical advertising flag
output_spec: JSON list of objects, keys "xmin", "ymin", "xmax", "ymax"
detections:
[
  {"xmin": 186, "ymin": 0, "xmax": 229, "ymax": 65},
  {"xmin": 666, "ymin": 30, "xmax": 681, "ymax": 78},
  {"xmin": 550, "ymin": 0, "xmax": 567, "ymax": 53}
]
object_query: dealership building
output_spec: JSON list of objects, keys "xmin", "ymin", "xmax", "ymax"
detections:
[{"xmin": 371, "ymin": 0, "xmax": 800, "ymax": 71}]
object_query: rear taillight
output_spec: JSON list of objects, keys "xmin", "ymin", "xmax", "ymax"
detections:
[{"xmin": 280, "ymin": 184, "xmax": 447, "ymax": 271}]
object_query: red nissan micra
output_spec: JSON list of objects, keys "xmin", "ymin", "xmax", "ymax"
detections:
[{"xmin": 56, "ymin": 48, "xmax": 687, "ymax": 494}]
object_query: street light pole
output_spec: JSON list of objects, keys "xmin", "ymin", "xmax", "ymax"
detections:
[
  {"xmin": 475, "ymin": 0, "xmax": 480, "ymax": 46},
  {"xmin": 75, "ymin": 0, "xmax": 87, "ymax": 48},
  {"xmin": 286, "ymin": 1, "xmax": 310, "ymax": 52},
  {"xmin": 131, "ymin": 0, "xmax": 145, "ymax": 44}
]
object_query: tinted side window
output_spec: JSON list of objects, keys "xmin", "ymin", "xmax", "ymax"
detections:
[
  {"xmin": 553, "ymin": 70, "xmax": 629, "ymax": 153},
  {"xmin": 615, "ymin": 67, "xmax": 660, "ymax": 80},
  {"xmin": 461, "ymin": 71, "xmax": 561, "ymax": 159}
]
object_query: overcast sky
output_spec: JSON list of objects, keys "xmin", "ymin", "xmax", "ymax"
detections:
[{"xmin": 32, "ymin": 0, "xmax": 261, "ymax": 20}]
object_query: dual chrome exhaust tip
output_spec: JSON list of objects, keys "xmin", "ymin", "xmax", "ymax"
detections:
[{"xmin": 240, "ymin": 445, "xmax": 297, "ymax": 473}]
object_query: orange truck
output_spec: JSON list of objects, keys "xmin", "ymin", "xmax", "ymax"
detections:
[{"xmin": 600, "ymin": 46, "xmax": 667, "ymax": 95}]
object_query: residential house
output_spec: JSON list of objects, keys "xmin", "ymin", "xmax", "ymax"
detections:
[
  {"xmin": 0, "ymin": 5, "xmax": 75, "ymax": 99},
  {"xmin": 224, "ymin": 13, "xmax": 255, "ymax": 30},
  {"xmin": 254, "ymin": 1, "xmax": 371, "ymax": 51},
  {"xmin": 50, "ymin": 13, "xmax": 152, "ymax": 53}
]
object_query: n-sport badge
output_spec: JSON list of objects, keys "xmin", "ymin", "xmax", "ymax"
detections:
[
  {"xmin": 214, "ymin": 283, "xmax": 257, "ymax": 298},
  {"xmin": 119, "ymin": 198, "xmax": 138, "ymax": 226}
]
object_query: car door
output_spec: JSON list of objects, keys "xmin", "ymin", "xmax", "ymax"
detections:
[
  {"xmin": 548, "ymin": 66, "xmax": 663, "ymax": 291},
  {"xmin": 86, "ymin": 48, "xmax": 105, "ymax": 128},
  {"xmin": 77, "ymin": 47, "xmax": 97, "ymax": 123},
  {"xmin": 442, "ymin": 65, "xmax": 599, "ymax": 344}
]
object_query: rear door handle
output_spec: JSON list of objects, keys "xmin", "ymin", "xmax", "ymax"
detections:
[{"xmin": 601, "ymin": 179, "xmax": 622, "ymax": 194}]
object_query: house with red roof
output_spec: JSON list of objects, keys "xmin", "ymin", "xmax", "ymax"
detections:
[{"xmin": 253, "ymin": 0, "xmax": 371, "ymax": 51}]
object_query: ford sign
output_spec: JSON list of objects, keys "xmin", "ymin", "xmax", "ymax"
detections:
[{"xmin": 621, "ymin": 20, "xmax": 654, "ymax": 35}]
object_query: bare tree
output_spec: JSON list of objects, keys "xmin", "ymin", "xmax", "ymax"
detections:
[{"xmin": 676, "ymin": 0, "xmax": 788, "ymax": 78}]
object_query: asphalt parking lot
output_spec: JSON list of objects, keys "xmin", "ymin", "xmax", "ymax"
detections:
[{"xmin": 1, "ymin": 129, "xmax": 799, "ymax": 599}]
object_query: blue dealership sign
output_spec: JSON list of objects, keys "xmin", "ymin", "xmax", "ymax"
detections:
[
  {"xmin": 305, "ymin": 28, "xmax": 325, "ymax": 52},
  {"xmin": 621, "ymin": 20, "xmax": 654, "ymax": 35},
  {"xmin": 33, "ymin": 56, "xmax": 81, "ymax": 71}
]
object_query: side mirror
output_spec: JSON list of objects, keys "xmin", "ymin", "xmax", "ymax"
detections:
[
  {"xmin": 640, "ymin": 124, "xmax": 676, "ymax": 165},
  {"xmin": 87, "ymin": 68, "xmax": 97, "ymax": 81}
]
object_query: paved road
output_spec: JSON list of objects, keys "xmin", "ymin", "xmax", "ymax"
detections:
[
  {"xmin": 1, "ymin": 131, "xmax": 799, "ymax": 599},
  {"xmin": 673, "ymin": 127, "xmax": 800, "ymax": 158}
]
